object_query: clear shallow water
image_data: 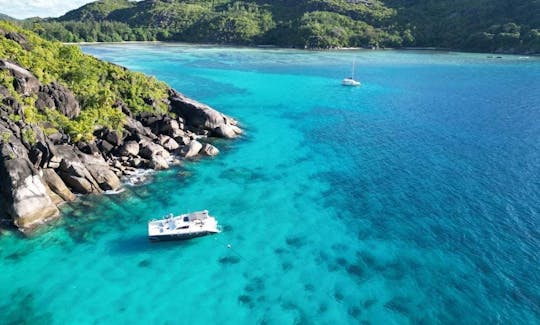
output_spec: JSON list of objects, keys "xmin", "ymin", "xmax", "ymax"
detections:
[{"xmin": 1, "ymin": 45, "xmax": 539, "ymax": 324}]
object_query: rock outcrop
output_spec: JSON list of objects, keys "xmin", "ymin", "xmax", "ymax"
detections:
[
  {"xmin": 0, "ymin": 157, "xmax": 59, "ymax": 229},
  {"xmin": 35, "ymin": 82, "xmax": 80, "ymax": 118},
  {"xmin": 0, "ymin": 59, "xmax": 40, "ymax": 95},
  {"xmin": 0, "ymin": 60, "xmax": 242, "ymax": 232},
  {"xmin": 169, "ymin": 90, "xmax": 242, "ymax": 139}
]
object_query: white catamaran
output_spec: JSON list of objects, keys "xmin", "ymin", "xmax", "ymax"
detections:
[{"xmin": 148, "ymin": 210, "xmax": 220, "ymax": 241}]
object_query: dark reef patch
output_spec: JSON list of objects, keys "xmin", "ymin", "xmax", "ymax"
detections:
[
  {"xmin": 304, "ymin": 284, "xmax": 315, "ymax": 292},
  {"xmin": 346, "ymin": 264, "xmax": 365, "ymax": 279},
  {"xmin": 363, "ymin": 298, "xmax": 377, "ymax": 309},
  {"xmin": 282, "ymin": 262, "xmax": 293, "ymax": 271},
  {"xmin": 335, "ymin": 257, "xmax": 347, "ymax": 266},
  {"xmin": 381, "ymin": 260, "xmax": 407, "ymax": 281},
  {"xmin": 334, "ymin": 290, "xmax": 344, "ymax": 302},
  {"xmin": 138, "ymin": 259, "xmax": 151, "ymax": 267},
  {"xmin": 244, "ymin": 277, "xmax": 265, "ymax": 293},
  {"xmin": 3, "ymin": 288, "xmax": 53, "ymax": 324},
  {"xmin": 384, "ymin": 296, "xmax": 412, "ymax": 315},
  {"xmin": 285, "ymin": 236, "xmax": 306, "ymax": 248},
  {"xmin": 356, "ymin": 250, "xmax": 377, "ymax": 268},
  {"xmin": 219, "ymin": 255, "xmax": 241, "ymax": 264},
  {"xmin": 238, "ymin": 294, "xmax": 254, "ymax": 308},
  {"xmin": 348, "ymin": 306, "xmax": 362, "ymax": 319},
  {"xmin": 5, "ymin": 251, "xmax": 24, "ymax": 261}
]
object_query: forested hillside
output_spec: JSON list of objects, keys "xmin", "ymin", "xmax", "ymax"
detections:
[
  {"xmin": 386, "ymin": 0, "xmax": 540, "ymax": 53},
  {"xmin": 18, "ymin": 0, "xmax": 411, "ymax": 48},
  {"xmin": 7, "ymin": 0, "xmax": 540, "ymax": 53}
]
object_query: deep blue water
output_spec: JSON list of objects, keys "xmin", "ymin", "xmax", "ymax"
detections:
[{"xmin": 1, "ymin": 45, "xmax": 539, "ymax": 324}]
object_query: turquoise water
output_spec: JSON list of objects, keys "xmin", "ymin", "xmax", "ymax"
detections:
[{"xmin": 1, "ymin": 45, "xmax": 540, "ymax": 324}]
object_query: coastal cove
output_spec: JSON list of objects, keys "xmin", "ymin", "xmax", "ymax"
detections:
[{"xmin": 1, "ymin": 45, "xmax": 540, "ymax": 323}]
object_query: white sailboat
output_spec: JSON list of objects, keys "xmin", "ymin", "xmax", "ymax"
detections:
[{"xmin": 342, "ymin": 59, "xmax": 361, "ymax": 86}]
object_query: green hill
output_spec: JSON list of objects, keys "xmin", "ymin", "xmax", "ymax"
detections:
[
  {"xmin": 386, "ymin": 0, "xmax": 540, "ymax": 53},
  {"xmin": 19, "ymin": 0, "xmax": 540, "ymax": 53},
  {"xmin": 0, "ymin": 13, "xmax": 17, "ymax": 22}
]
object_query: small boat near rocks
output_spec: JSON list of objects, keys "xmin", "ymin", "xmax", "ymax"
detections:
[{"xmin": 148, "ymin": 210, "xmax": 220, "ymax": 241}]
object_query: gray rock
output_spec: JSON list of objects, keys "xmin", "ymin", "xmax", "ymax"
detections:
[
  {"xmin": 55, "ymin": 145, "xmax": 101, "ymax": 194},
  {"xmin": 77, "ymin": 141, "xmax": 100, "ymax": 156},
  {"xmin": 41, "ymin": 168, "xmax": 76, "ymax": 202},
  {"xmin": 119, "ymin": 140, "xmax": 139, "ymax": 156},
  {"xmin": 139, "ymin": 140, "xmax": 171, "ymax": 170},
  {"xmin": 159, "ymin": 119, "xmax": 182, "ymax": 137},
  {"xmin": 150, "ymin": 155, "xmax": 169, "ymax": 170},
  {"xmin": 98, "ymin": 140, "xmax": 115, "ymax": 154},
  {"xmin": 130, "ymin": 157, "xmax": 142, "ymax": 168},
  {"xmin": 78, "ymin": 153, "xmax": 121, "ymax": 191},
  {"xmin": 139, "ymin": 140, "xmax": 170, "ymax": 160},
  {"xmin": 179, "ymin": 140, "xmax": 203, "ymax": 158},
  {"xmin": 0, "ymin": 60, "xmax": 39, "ymax": 96},
  {"xmin": 105, "ymin": 129, "xmax": 123, "ymax": 147},
  {"xmin": 35, "ymin": 82, "xmax": 80, "ymax": 118},
  {"xmin": 124, "ymin": 117, "xmax": 157, "ymax": 141},
  {"xmin": 174, "ymin": 135, "xmax": 191, "ymax": 146},
  {"xmin": 169, "ymin": 90, "xmax": 242, "ymax": 138},
  {"xmin": 214, "ymin": 124, "xmax": 243, "ymax": 139},
  {"xmin": 201, "ymin": 143, "xmax": 220, "ymax": 156},
  {"xmin": 0, "ymin": 157, "xmax": 59, "ymax": 230},
  {"xmin": 158, "ymin": 134, "xmax": 179, "ymax": 151},
  {"xmin": 3, "ymin": 31, "xmax": 31, "ymax": 50}
]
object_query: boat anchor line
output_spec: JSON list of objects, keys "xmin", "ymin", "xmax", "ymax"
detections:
[{"xmin": 213, "ymin": 236, "xmax": 255, "ymax": 266}]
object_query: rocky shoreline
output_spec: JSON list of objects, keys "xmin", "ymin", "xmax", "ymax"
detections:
[{"xmin": 0, "ymin": 59, "xmax": 242, "ymax": 233}]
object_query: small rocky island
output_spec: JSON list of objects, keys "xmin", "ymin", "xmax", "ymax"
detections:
[{"xmin": 0, "ymin": 24, "xmax": 242, "ymax": 232}]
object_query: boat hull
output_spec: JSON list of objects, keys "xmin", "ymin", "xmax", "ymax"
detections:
[{"xmin": 149, "ymin": 230, "xmax": 217, "ymax": 241}]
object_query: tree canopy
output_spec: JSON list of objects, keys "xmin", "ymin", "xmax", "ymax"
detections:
[{"xmin": 4, "ymin": 0, "xmax": 538, "ymax": 53}]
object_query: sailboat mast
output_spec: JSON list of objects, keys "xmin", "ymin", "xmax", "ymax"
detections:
[{"xmin": 352, "ymin": 59, "xmax": 356, "ymax": 79}]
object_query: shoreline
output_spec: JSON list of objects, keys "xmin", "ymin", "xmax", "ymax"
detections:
[{"xmin": 70, "ymin": 41, "xmax": 540, "ymax": 57}]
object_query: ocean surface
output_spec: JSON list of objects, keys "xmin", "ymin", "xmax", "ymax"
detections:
[{"xmin": 1, "ymin": 44, "xmax": 539, "ymax": 324}]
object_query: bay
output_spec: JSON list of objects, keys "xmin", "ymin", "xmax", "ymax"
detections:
[{"xmin": 1, "ymin": 44, "xmax": 539, "ymax": 324}]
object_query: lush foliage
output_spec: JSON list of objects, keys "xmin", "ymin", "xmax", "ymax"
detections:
[
  {"xmin": 13, "ymin": 0, "xmax": 539, "ymax": 53},
  {"xmin": 0, "ymin": 21, "xmax": 169, "ymax": 142},
  {"xmin": 20, "ymin": 0, "xmax": 408, "ymax": 49},
  {"xmin": 386, "ymin": 0, "xmax": 540, "ymax": 53}
]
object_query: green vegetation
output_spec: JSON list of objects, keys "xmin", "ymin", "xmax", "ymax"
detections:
[
  {"xmin": 386, "ymin": 0, "xmax": 540, "ymax": 53},
  {"xmin": 19, "ymin": 0, "xmax": 409, "ymax": 49},
  {"xmin": 0, "ymin": 21, "xmax": 169, "ymax": 142},
  {"xmin": 14, "ymin": 0, "xmax": 538, "ymax": 53}
]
